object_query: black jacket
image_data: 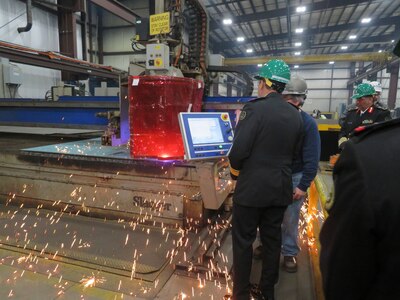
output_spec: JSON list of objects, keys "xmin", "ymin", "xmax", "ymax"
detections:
[
  {"xmin": 320, "ymin": 118, "xmax": 400, "ymax": 300},
  {"xmin": 228, "ymin": 92, "xmax": 303, "ymax": 207},
  {"xmin": 339, "ymin": 105, "xmax": 391, "ymax": 140}
]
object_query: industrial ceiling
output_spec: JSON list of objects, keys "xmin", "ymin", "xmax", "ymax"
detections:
[{"xmin": 204, "ymin": 0, "xmax": 399, "ymax": 60}]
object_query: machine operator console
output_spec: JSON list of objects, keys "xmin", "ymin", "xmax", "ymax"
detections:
[{"xmin": 178, "ymin": 112, "xmax": 234, "ymax": 160}]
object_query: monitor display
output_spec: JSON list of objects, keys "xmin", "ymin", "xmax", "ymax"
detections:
[{"xmin": 188, "ymin": 118, "xmax": 224, "ymax": 144}]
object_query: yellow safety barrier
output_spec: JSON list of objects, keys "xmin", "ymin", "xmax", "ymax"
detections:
[{"xmin": 307, "ymin": 175, "xmax": 331, "ymax": 300}]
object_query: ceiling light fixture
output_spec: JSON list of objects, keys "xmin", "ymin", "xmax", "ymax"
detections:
[
  {"xmin": 246, "ymin": 48, "xmax": 253, "ymax": 53},
  {"xmin": 294, "ymin": 65, "xmax": 299, "ymax": 69},
  {"xmin": 223, "ymin": 18, "xmax": 232, "ymax": 25},
  {"xmin": 295, "ymin": 42, "xmax": 302, "ymax": 47},
  {"xmin": 361, "ymin": 18, "xmax": 371, "ymax": 23},
  {"xmin": 257, "ymin": 64, "xmax": 263, "ymax": 67},
  {"xmin": 341, "ymin": 46, "xmax": 348, "ymax": 50},
  {"xmin": 392, "ymin": 40, "xmax": 395, "ymax": 43},
  {"xmin": 378, "ymin": 50, "xmax": 383, "ymax": 53},
  {"xmin": 294, "ymin": 52, "xmax": 301, "ymax": 55},
  {"xmin": 329, "ymin": 61, "xmax": 335, "ymax": 64},
  {"xmin": 295, "ymin": 28, "xmax": 304, "ymax": 33},
  {"xmin": 237, "ymin": 36, "xmax": 245, "ymax": 42},
  {"xmin": 349, "ymin": 35, "xmax": 357, "ymax": 40},
  {"xmin": 296, "ymin": 6, "xmax": 306, "ymax": 13}
]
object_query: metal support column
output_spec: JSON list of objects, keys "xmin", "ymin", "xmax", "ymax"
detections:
[
  {"xmin": 212, "ymin": 81, "xmax": 219, "ymax": 96},
  {"xmin": 98, "ymin": 10, "xmax": 104, "ymax": 64},
  {"xmin": 347, "ymin": 62, "xmax": 356, "ymax": 105},
  {"xmin": 387, "ymin": 62, "xmax": 399, "ymax": 110},
  {"xmin": 227, "ymin": 77, "xmax": 233, "ymax": 97}
]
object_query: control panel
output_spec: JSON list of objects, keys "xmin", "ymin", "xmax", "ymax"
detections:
[
  {"xmin": 178, "ymin": 112, "xmax": 234, "ymax": 160},
  {"xmin": 146, "ymin": 44, "xmax": 170, "ymax": 70}
]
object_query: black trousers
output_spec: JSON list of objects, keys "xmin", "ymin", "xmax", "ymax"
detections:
[{"xmin": 232, "ymin": 203, "xmax": 287, "ymax": 300}]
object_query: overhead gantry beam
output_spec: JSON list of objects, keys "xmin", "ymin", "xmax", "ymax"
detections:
[
  {"xmin": 90, "ymin": 0, "xmax": 141, "ymax": 24},
  {"xmin": 224, "ymin": 52, "xmax": 392, "ymax": 66}
]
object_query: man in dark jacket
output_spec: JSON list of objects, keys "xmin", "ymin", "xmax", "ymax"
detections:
[
  {"xmin": 320, "ymin": 117, "xmax": 400, "ymax": 300},
  {"xmin": 338, "ymin": 82, "xmax": 391, "ymax": 149},
  {"xmin": 229, "ymin": 59, "xmax": 303, "ymax": 300}
]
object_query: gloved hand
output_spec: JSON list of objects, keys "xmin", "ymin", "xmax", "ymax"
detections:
[{"xmin": 338, "ymin": 137, "xmax": 348, "ymax": 150}]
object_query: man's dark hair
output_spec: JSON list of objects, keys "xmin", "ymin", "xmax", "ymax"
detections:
[{"xmin": 270, "ymin": 80, "xmax": 286, "ymax": 93}]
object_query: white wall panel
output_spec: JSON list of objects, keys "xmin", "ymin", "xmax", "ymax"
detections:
[
  {"xmin": 103, "ymin": 28, "xmax": 134, "ymax": 52},
  {"xmin": 104, "ymin": 55, "xmax": 131, "ymax": 71},
  {"xmin": 306, "ymin": 80, "xmax": 332, "ymax": 89},
  {"xmin": 0, "ymin": 0, "xmax": 61, "ymax": 99},
  {"xmin": 295, "ymin": 69, "xmax": 332, "ymax": 79},
  {"xmin": 331, "ymin": 80, "xmax": 348, "ymax": 89},
  {"xmin": 333, "ymin": 68, "xmax": 350, "ymax": 78}
]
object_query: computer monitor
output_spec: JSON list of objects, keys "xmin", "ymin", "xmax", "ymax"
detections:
[{"xmin": 178, "ymin": 112, "xmax": 234, "ymax": 160}]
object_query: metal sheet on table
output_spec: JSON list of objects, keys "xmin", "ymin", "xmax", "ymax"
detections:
[
  {"xmin": 23, "ymin": 138, "xmax": 131, "ymax": 159},
  {"xmin": 0, "ymin": 205, "xmax": 180, "ymax": 281},
  {"xmin": 0, "ymin": 126, "xmax": 102, "ymax": 135}
]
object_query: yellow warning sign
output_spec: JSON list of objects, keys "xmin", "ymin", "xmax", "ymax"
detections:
[{"xmin": 150, "ymin": 12, "xmax": 170, "ymax": 35}]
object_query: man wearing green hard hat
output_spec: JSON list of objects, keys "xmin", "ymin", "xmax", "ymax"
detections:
[
  {"xmin": 229, "ymin": 59, "xmax": 303, "ymax": 300},
  {"xmin": 338, "ymin": 82, "xmax": 391, "ymax": 149}
]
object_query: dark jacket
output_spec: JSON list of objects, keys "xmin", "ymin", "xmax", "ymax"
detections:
[
  {"xmin": 320, "ymin": 118, "xmax": 400, "ymax": 300},
  {"xmin": 339, "ymin": 101, "xmax": 388, "ymax": 127},
  {"xmin": 339, "ymin": 105, "xmax": 391, "ymax": 140},
  {"xmin": 228, "ymin": 92, "xmax": 303, "ymax": 207}
]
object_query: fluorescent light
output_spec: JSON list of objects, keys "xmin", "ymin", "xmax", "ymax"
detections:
[
  {"xmin": 246, "ymin": 48, "xmax": 253, "ymax": 53},
  {"xmin": 361, "ymin": 18, "xmax": 371, "ymax": 23},
  {"xmin": 223, "ymin": 19, "xmax": 232, "ymax": 25},
  {"xmin": 294, "ymin": 51, "xmax": 301, "ymax": 55},
  {"xmin": 295, "ymin": 42, "xmax": 302, "ymax": 47},
  {"xmin": 341, "ymin": 46, "xmax": 348, "ymax": 50},
  {"xmin": 329, "ymin": 61, "xmax": 335, "ymax": 64},
  {"xmin": 294, "ymin": 65, "xmax": 299, "ymax": 69},
  {"xmin": 296, "ymin": 6, "xmax": 306, "ymax": 13},
  {"xmin": 349, "ymin": 35, "xmax": 357, "ymax": 40},
  {"xmin": 257, "ymin": 64, "xmax": 263, "ymax": 67},
  {"xmin": 295, "ymin": 28, "xmax": 304, "ymax": 33},
  {"xmin": 378, "ymin": 50, "xmax": 383, "ymax": 53},
  {"xmin": 136, "ymin": 20, "xmax": 142, "ymax": 24},
  {"xmin": 237, "ymin": 36, "xmax": 245, "ymax": 42}
]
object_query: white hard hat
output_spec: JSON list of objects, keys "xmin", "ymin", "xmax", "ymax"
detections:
[
  {"xmin": 282, "ymin": 75, "xmax": 308, "ymax": 95},
  {"xmin": 369, "ymin": 81, "xmax": 382, "ymax": 93}
]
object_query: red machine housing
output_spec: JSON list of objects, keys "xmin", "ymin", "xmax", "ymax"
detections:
[{"xmin": 128, "ymin": 76, "xmax": 204, "ymax": 159}]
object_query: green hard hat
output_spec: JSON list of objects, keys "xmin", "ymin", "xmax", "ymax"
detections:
[
  {"xmin": 352, "ymin": 83, "xmax": 376, "ymax": 99},
  {"xmin": 255, "ymin": 59, "xmax": 291, "ymax": 84}
]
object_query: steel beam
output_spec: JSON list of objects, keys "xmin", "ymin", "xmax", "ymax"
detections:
[
  {"xmin": 0, "ymin": 43, "xmax": 123, "ymax": 80},
  {"xmin": 225, "ymin": 53, "xmax": 391, "ymax": 66},
  {"xmin": 347, "ymin": 58, "xmax": 400, "ymax": 85},
  {"xmin": 90, "ymin": 0, "xmax": 141, "ymax": 24},
  {"xmin": 387, "ymin": 62, "xmax": 399, "ymax": 109}
]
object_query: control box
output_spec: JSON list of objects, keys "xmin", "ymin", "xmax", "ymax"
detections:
[
  {"xmin": 178, "ymin": 112, "xmax": 234, "ymax": 160},
  {"xmin": 146, "ymin": 44, "xmax": 170, "ymax": 70}
]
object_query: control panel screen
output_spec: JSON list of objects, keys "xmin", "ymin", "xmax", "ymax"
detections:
[
  {"xmin": 188, "ymin": 118, "xmax": 224, "ymax": 144},
  {"xmin": 179, "ymin": 112, "xmax": 234, "ymax": 160}
]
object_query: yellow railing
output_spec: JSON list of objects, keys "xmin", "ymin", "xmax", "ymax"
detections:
[{"xmin": 307, "ymin": 175, "xmax": 331, "ymax": 300}]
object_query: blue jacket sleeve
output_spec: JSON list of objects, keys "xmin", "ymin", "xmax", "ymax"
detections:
[{"xmin": 297, "ymin": 114, "xmax": 321, "ymax": 191}]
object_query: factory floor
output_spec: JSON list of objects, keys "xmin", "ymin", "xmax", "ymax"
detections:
[
  {"xmin": 0, "ymin": 202, "xmax": 316, "ymax": 300},
  {"xmin": 0, "ymin": 132, "xmax": 325, "ymax": 299}
]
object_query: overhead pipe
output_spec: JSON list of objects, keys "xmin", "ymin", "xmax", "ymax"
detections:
[{"xmin": 18, "ymin": 0, "xmax": 33, "ymax": 33}]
